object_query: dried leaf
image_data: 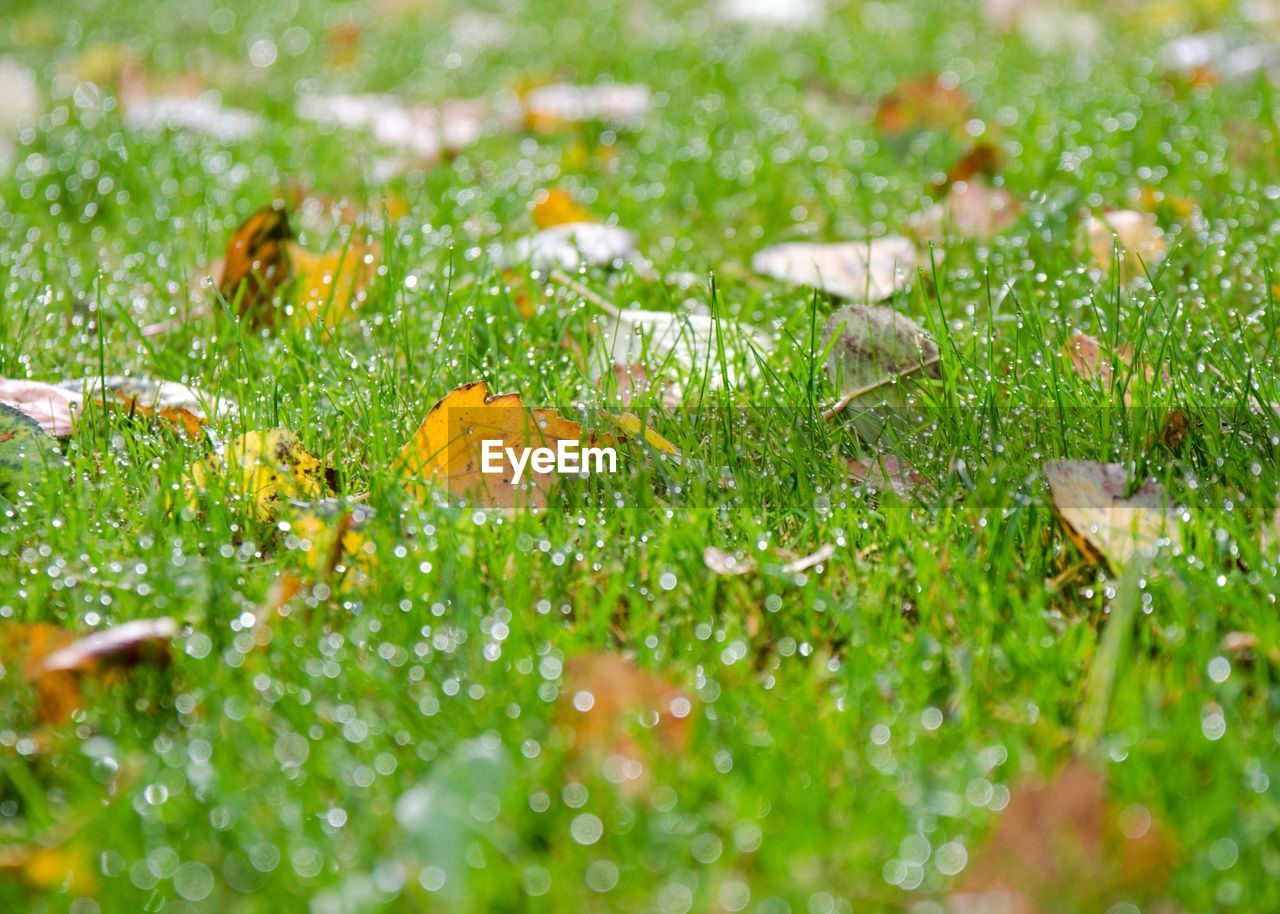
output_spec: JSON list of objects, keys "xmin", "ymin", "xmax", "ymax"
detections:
[
  {"xmin": 296, "ymin": 93, "xmax": 491, "ymax": 164},
  {"xmin": 912, "ymin": 181, "xmax": 1022, "ymax": 242},
  {"xmin": 1085, "ymin": 210, "xmax": 1168, "ymax": 278},
  {"xmin": 512, "ymin": 222, "xmax": 640, "ymax": 271},
  {"xmin": 287, "ymin": 503, "xmax": 377, "ymax": 586},
  {"xmin": 609, "ymin": 362, "xmax": 650, "ymax": 407},
  {"xmin": 778, "ymin": 543, "xmax": 836, "ymax": 574},
  {"xmin": 559, "ymin": 653, "xmax": 691, "ymax": 781},
  {"xmin": 123, "ymin": 94, "xmax": 261, "ymax": 141},
  {"xmin": 594, "ymin": 304, "xmax": 773, "ymax": 391},
  {"xmin": 533, "ymin": 188, "xmax": 592, "ymax": 228},
  {"xmin": 0, "ymin": 622, "xmax": 78, "ymax": 723},
  {"xmin": 395, "ymin": 381, "xmax": 586, "ymax": 510},
  {"xmin": 945, "ymin": 142, "xmax": 1004, "ymax": 186},
  {"xmin": 218, "ymin": 202, "xmax": 295, "ymax": 322},
  {"xmin": 286, "ymin": 239, "xmax": 379, "ymax": 325},
  {"xmin": 1043, "ymin": 460, "xmax": 1179, "ymax": 569},
  {"xmin": 32, "ymin": 617, "xmax": 178, "ymax": 677},
  {"xmin": 849, "ymin": 455, "xmax": 929, "ymax": 498},
  {"xmin": 0, "ymin": 844, "xmax": 97, "ymax": 894},
  {"xmin": 524, "ymin": 83, "xmax": 651, "ymax": 132},
  {"xmin": 0, "ymin": 379, "xmax": 82, "ymax": 436},
  {"xmin": 703, "ymin": 546, "xmax": 757, "ymax": 576},
  {"xmin": 753, "ymin": 236, "xmax": 920, "ymax": 303},
  {"xmin": 186, "ymin": 429, "xmax": 330, "ymax": 521},
  {"xmin": 873, "ymin": 75, "xmax": 971, "ymax": 136},
  {"xmin": 825, "ymin": 304, "xmax": 940, "ymax": 399},
  {"xmin": 0, "ymin": 403, "xmax": 63, "ymax": 497},
  {"xmin": 951, "ymin": 760, "xmax": 1177, "ymax": 914}
]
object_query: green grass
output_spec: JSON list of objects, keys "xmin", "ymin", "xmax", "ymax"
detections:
[{"xmin": 2, "ymin": 0, "xmax": 1280, "ymax": 911}]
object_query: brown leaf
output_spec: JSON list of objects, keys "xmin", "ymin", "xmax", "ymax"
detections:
[
  {"xmin": 874, "ymin": 74, "xmax": 971, "ymax": 136},
  {"xmin": 777, "ymin": 543, "xmax": 836, "ymax": 574},
  {"xmin": 559, "ymin": 653, "xmax": 691, "ymax": 786},
  {"xmin": 1043, "ymin": 460, "xmax": 1179, "ymax": 569},
  {"xmin": 849, "ymin": 455, "xmax": 929, "ymax": 498},
  {"xmin": 951, "ymin": 760, "xmax": 1177, "ymax": 914},
  {"xmin": 0, "ymin": 379, "xmax": 82, "ymax": 436},
  {"xmin": 609, "ymin": 362, "xmax": 650, "ymax": 407},
  {"xmin": 1085, "ymin": 210, "xmax": 1168, "ymax": 279},
  {"xmin": 218, "ymin": 202, "xmax": 294, "ymax": 323},
  {"xmin": 945, "ymin": 141, "xmax": 1004, "ymax": 186},
  {"xmin": 913, "ymin": 181, "xmax": 1022, "ymax": 242},
  {"xmin": 753, "ymin": 236, "xmax": 920, "ymax": 303},
  {"xmin": 0, "ymin": 622, "xmax": 78, "ymax": 723}
]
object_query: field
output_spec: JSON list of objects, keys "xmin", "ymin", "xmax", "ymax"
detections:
[{"xmin": 2, "ymin": 0, "xmax": 1279, "ymax": 911}]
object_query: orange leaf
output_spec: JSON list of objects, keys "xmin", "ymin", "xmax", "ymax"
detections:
[
  {"xmin": 286, "ymin": 239, "xmax": 379, "ymax": 325},
  {"xmin": 874, "ymin": 74, "xmax": 971, "ymax": 136},
  {"xmin": 218, "ymin": 202, "xmax": 294, "ymax": 324}
]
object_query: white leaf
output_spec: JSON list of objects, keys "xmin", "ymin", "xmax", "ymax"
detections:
[
  {"xmin": 513, "ymin": 222, "xmax": 640, "ymax": 271},
  {"xmin": 753, "ymin": 236, "xmax": 921, "ymax": 303}
]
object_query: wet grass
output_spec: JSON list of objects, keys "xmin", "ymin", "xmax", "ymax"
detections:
[{"xmin": 1, "ymin": 0, "xmax": 1279, "ymax": 911}]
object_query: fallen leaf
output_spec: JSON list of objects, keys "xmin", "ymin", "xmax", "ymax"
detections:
[
  {"xmin": 287, "ymin": 238, "xmax": 379, "ymax": 325},
  {"xmin": 609, "ymin": 362, "xmax": 650, "ymax": 407},
  {"xmin": 0, "ymin": 622, "xmax": 78, "ymax": 723},
  {"xmin": 512, "ymin": 222, "xmax": 640, "ymax": 271},
  {"xmin": 1085, "ymin": 210, "xmax": 1168, "ymax": 278},
  {"xmin": 752, "ymin": 236, "xmax": 920, "ymax": 303},
  {"xmin": 123, "ymin": 93, "xmax": 262, "ymax": 141},
  {"xmin": 950, "ymin": 760, "xmax": 1177, "ymax": 914},
  {"xmin": 296, "ymin": 93, "xmax": 492, "ymax": 165},
  {"xmin": 286, "ymin": 503, "xmax": 377, "ymax": 586},
  {"xmin": 715, "ymin": 0, "xmax": 825, "ymax": 27},
  {"xmin": 395, "ymin": 381, "xmax": 586, "ymax": 510},
  {"xmin": 0, "ymin": 844, "xmax": 97, "ymax": 895},
  {"xmin": 824, "ymin": 303, "xmax": 940, "ymax": 408},
  {"xmin": 912, "ymin": 181, "xmax": 1022, "ymax": 242},
  {"xmin": 0, "ymin": 379, "xmax": 83, "ymax": 436},
  {"xmin": 945, "ymin": 142, "xmax": 1004, "ymax": 186},
  {"xmin": 873, "ymin": 74, "xmax": 971, "ymax": 137},
  {"xmin": 778, "ymin": 543, "xmax": 836, "ymax": 574},
  {"xmin": 849, "ymin": 455, "xmax": 929, "ymax": 498},
  {"xmin": 704, "ymin": 546, "xmax": 757, "ymax": 576},
  {"xmin": 593, "ymin": 302, "xmax": 773, "ymax": 391},
  {"xmin": 533, "ymin": 188, "xmax": 592, "ymax": 228},
  {"xmin": 524, "ymin": 83, "xmax": 651, "ymax": 132},
  {"xmin": 600, "ymin": 411, "xmax": 680, "ymax": 457},
  {"xmin": 218, "ymin": 202, "xmax": 295, "ymax": 322},
  {"xmin": 0, "ymin": 57, "xmax": 40, "ymax": 166},
  {"xmin": 32, "ymin": 618, "xmax": 178, "ymax": 677},
  {"xmin": 1043, "ymin": 460, "xmax": 1179, "ymax": 568},
  {"xmin": 186, "ymin": 429, "xmax": 330, "ymax": 521},
  {"xmin": 559, "ymin": 653, "xmax": 691, "ymax": 785},
  {"xmin": 0, "ymin": 403, "xmax": 63, "ymax": 498}
]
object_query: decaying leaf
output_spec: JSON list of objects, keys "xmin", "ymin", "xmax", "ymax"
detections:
[
  {"xmin": 824, "ymin": 303, "xmax": 940, "ymax": 412},
  {"xmin": 1085, "ymin": 210, "xmax": 1168, "ymax": 278},
  {"xmin": 608, "ymin": 362, "xmax": 650, "ymax": 407},
  {"xmin": 753, "ymin": 236, "xmax": 921, "ymax": 303},
  {"xmin": 512, "ymin": 222, "xmax": 640, "ymax": 271},
  {"xmin": 950, "ymin": 760, "xmax": 1177, "ymax": 914},
  {"xmin": 849, "ymin": 455, "xmax": 929, "ymax": 498},
  {"xmin": 0, "ymin": 622, "xmax": 77, "ymax": 723},
  {"xmin": 0, "ymin": 403, "xmax": 63, "ymax": 497},
  {"xmin": 186, "ymin": 429, "xmax": 330, "ymax": 521},
  {"xmin": 0, "ymin": 844, "xmax": 97, "ymax": 895},
  {"xmin": 704, "ymin": 546, "xmax": 757, "ymax": 576},
  {"xmin": 1043, "ymin": 460, "xmax": 1179, "ymax": 568},
  {"xmin": 533, "ymin": 188, "xmax": 592, "ymax": 228},
  {"xmin": 524, "ymin": 82, "xmax": 651, "ymax": 131},
  {"xmin": 296, "ymin": 93, "xmax": 492, "ymax": 165},
  {"xmin": 558, "ymin": 653, "xmax": 691, "ymax": 787},
  {"xmin": 873, "ymin": 74, "xmax": 971, "ymax": 136},
  {"xmin": 218, "ymin": 202, "xmax": 295, "ymax": 321},
  {"xmin": 0, "ymin": 379, "xmax": 82, "ymax": 436},
  {"xmin": 395, "ymin": 381, "xmax": 587, "ymax": 510}
]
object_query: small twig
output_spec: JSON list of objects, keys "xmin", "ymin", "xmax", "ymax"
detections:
[{"xmin": 547, "ymin": 269, "xmax": 622, "ymax": 319}]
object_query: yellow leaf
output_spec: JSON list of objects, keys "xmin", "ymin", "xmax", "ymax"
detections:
[
  {"xmin": 287, "ymin": 505, "xmax": 376, "ymax": 586},
  {"xmin": 286, "ymin": 239, "xmax": 379, "ymax": 326},
  {"xmin": 604, "ymin": 411, "xmax": 680, "ymax": 456},
  {"xmin": 395, "ymin": 381, "xmax": 586, "ymax": 509},
  {"xmin": 187, "ymin": 430, "xmax": 329, "ymax": 521},
  {"xmin": 532, "ymin": 188, "xmax": 592, "ymax": 228}
]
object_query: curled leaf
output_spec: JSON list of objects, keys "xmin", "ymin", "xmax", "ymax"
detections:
[
  {"xmin": 218, "ymin": 202, "xmax": 294, "ymax": 322},
  {"xmin": 1044, "ymin": 460, "xmax": 1179, "ymax": 569}
]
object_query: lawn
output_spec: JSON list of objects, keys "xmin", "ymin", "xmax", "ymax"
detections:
[{"xmin": 1, "ymin": 0, "xmax": 1279, "ymax": 912}]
